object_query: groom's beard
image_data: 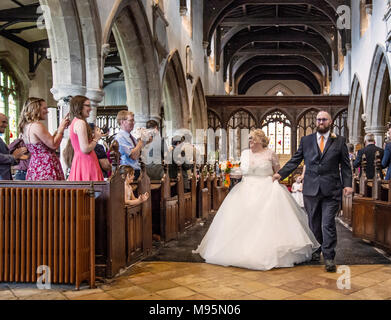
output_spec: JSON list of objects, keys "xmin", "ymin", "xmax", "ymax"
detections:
[{"xmin": 316, "ymin": 124, "xmax": 331, "ymax": 134}]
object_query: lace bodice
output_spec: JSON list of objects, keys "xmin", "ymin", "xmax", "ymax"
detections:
[{"xmin": 240, "ymin": 149, "xmax": 280, "ymax": 177}]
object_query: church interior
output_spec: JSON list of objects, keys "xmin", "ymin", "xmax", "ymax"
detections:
[{"xmin": 0, "ymin": 0, "xmax": 391, "ymax": 301}]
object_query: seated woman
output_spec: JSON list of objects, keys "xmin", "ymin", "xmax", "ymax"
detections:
[
  {"xmin": 119, "ymin": 165, "xmax": 149, "ymax": 206},
  {"xmin": 67, "ymin": 96, "xmax": 104, "ymax": 181},
  {"xmin": 19, "ymin": 97, "xmax": 69, "ymax": 181}
]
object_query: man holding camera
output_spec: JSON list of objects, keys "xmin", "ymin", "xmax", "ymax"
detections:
[{"xmin": 115, "ymin": 111, "xmax": 144, "ymax": 180}]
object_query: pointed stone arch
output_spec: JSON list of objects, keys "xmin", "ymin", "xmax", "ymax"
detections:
[
  {"xmin": 104, "ymin": 0, "xmax": 161, "ymax": 126},
  {"xmin": 190, "ymin": 78, "xmax": 208, "ymax": 135},
  {"xmin": 365, "ymin": 45, "xmax": 391, "ymax": 145},
  {"xmin": 348, "ymin": 74, "xmax": 365, "ymax": 145},
  {"xmin": 265, "ymin": 83, "xmax": 295, "ymax": 96},
  {"xmin": 162, "ymin": 50, "xmax": 190, "ymax": 132}
]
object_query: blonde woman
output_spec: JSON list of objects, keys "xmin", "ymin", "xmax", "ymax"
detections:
[
  {"xmin": 19, "ymin": 97, "xmax": 69, "ymax": 180},
  {"xmin": 194, "ymin": 129, "xmax": 319, "ymax": 271}
]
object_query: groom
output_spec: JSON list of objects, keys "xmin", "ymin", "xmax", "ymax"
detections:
[{"xmin": 273, "ymin": 111, "xmax": 353, "ymax": 272}]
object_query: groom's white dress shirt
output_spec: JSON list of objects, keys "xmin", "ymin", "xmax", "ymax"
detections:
[{"xmin": 316, "ymin": 131, "xmax": 330, "ymax": 150}]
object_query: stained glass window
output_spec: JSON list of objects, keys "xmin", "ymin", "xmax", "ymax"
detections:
[
  {"xmin": 297, "ymin": 109, "xmax": 318, "ymax": 146},
  {"xmin": 0, "ymin": 65, "xmax": 19, "ymax": 144},
  {"xmin": 261, "ymin": 111, "xmax": 291, "ymax": 155},
  {"xmin": 333, "ymin": 110, "xmax": 348, "ymax": 138}
]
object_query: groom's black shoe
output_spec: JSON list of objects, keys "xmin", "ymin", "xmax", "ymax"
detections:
[
  {"xmin": 311, "ymin": 252, "xmax": 321, "ymax": 262},
  {"xmin": 325, "ymin": 259, "xmax": 337, "ymax": 272}
]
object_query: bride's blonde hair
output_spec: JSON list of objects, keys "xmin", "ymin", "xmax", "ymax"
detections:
[{"xmin": 250, "ymin": 129, "xmax": 269, "ymax": 148}]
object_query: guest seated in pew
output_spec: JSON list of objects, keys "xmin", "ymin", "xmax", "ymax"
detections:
[
  {"xmin": 119, "ymin": 165, "xmax": 149, "ymax": 206},
  {"xmin": 0, "ymin": 113, "xmax": 27, "ymax": 180},
  {"xmin": 382, "ymin": 125, "xmax": 391, "ymax": 180},
  {"xmin": 354, "ymin": 133, "xmax": 384, "ymax": 180},
  {"xmin": 66, "ymin": 96, "xmax": 104, "ymax": 181},
  {"xmin": 19, "ymin": 97, "xmax": 69, "ymax": 181}
]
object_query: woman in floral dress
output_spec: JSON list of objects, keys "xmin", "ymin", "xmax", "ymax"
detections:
[{"xmin": 19, "ymin": 97, "xmax": 70, "ymax": 180}]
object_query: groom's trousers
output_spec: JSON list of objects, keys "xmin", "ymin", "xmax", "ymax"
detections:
[{"xmin": 303, "ymin": 192, "xmax": 341, "ymax": 260}]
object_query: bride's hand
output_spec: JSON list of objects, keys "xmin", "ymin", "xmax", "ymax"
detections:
[{"xmin": 272, "ymin": 173, "xmax": 281, "ymax": 182}]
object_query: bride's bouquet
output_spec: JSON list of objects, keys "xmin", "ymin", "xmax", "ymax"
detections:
[{"xmin": 219, "ymin": 160, "xmax": 234, "ymax": 187}]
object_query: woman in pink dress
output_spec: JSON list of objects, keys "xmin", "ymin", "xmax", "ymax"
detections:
[
  {"xmin": 67, "ymin": 95, "xmax": 104, "ymax": 181},
  {"xmin": 19, "ymin": 97, "xmax": 70, "ymax": 181}
]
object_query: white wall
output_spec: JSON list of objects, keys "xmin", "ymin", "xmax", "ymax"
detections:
[
  {"xmin": 330, "ymin": 0, "xmax": 390, "ymax": 107},
  {"xmin": 246, "ymin": 80, "xmax": 313, "ymax": 96}
]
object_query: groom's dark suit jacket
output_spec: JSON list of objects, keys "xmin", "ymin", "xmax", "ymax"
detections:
[{"xmin": 278, "ymin": 133, "xmax": 352, "ymax": 199}]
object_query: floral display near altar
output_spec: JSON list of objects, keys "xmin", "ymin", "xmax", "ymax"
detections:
[{"xmin": 219, "ymin": 160, "xmax": 235, "ymax": 187}]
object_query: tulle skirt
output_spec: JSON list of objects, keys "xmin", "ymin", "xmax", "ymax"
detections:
[{"xmin": 194, "ymin": 175, "xmax": 320, "ymax": 271}]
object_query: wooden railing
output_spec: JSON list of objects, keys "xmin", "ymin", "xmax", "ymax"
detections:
[{"xmin": 342, "ymin": 151, "xmax": 391, "ymax": 254}]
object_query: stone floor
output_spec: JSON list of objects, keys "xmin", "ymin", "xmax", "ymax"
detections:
[
  {"xmin": 1, "ymin": 262, "xmax": 391, "ymax": 300},
  {"xmin": 1, "ymin": 216, "xmax": 390, "ymax": 300}
]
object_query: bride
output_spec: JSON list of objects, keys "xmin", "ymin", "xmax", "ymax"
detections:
[{"xmin": 193, "ymin": 129, "xmax": 320, "ymax": 271}]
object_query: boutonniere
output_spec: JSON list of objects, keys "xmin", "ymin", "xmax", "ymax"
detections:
[{"xmin": 330, "ymin": 133, "xmax": 337, "ymax": 139}]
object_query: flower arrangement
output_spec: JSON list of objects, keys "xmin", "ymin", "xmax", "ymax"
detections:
[{"xmin": 219, "ymin": 160, "xmax": 234, "ymax": 187}]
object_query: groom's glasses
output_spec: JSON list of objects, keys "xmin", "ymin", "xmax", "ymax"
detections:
[{"xmin": 316, "ymin": 118, "xmax": 329, "ymax": 123}]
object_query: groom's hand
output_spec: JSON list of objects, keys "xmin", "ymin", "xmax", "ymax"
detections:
[
  {"xmin": 272, "ymin": 173, "xmax": 281, "ymax": 182},
  {"xmin": 343, "ymin": 187, "xmax": 353, "ymax": 196}
]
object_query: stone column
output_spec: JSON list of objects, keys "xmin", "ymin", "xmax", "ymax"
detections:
[
  {"xmin": 86, "ymin": 89, "xmax": 105, "ymax": 124},
  {"xmin": 51, "ymin": 85, "xmax": 87, "ymax": 175}
]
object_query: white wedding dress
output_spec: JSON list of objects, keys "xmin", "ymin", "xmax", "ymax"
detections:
[{"xmin": 194, "ymin": 149, "xmax": 320, "ymax": 271}]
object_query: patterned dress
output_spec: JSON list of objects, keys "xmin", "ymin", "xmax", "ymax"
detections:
[{"xmin": 25, "ymin": 142, "xmax": 64, "ymax": 181}]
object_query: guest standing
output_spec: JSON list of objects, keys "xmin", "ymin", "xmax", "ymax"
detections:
[
  {"xmin": 115, "ymin": 111, "xmax": 144, "ymax": 180},
  {"xmin": 354, "ymin": 133, "xmax": 384, "ymax": 179},
  {"xmin": 19, "ymin": 97, "xmax": 68, "ymax": 181},
  {"xmin": 67, "ymin": 96, "xmax": 104, "ymax": 181},
  {"xmin": 0, "ymin": 113, "xmax": 27, "ymax": 180}
]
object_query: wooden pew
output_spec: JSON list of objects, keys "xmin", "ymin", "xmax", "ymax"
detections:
[
  {"xmin": 0, "ymin": 184, "xmax": 95, "ymax": 289},
  {"xmin": 150, "ymin": 165, "xmax": 179, "ymax": 242},
  {"xmin": 212, "ymin": 172, "xmax": 229, "ymax": 211},
  {"xmin": 177, "ymin": 165, "xmax": 197, "ymax": 231},
  {"xmin": 197, "ymin": 165, "xmax": 211, "ymax": 219},
  {"xmin": 352, "ymin": 151, "xmax": 391, "ymax": 253},
  {"xmin": 125, "ymin": 163, "xmax": 153, "ymax": 265},
  {"xmin": 0, "ymin": 173, "xmax": 125, "ymax": 279}
]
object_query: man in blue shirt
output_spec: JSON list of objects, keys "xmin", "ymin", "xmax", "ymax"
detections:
[{"xmin": 115, "ymin": 110, "xmax": 144, "ymax": 180}]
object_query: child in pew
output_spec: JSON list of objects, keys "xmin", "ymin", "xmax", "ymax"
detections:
[{"xmin": 119, "ymin": 165, "xmax": 149, "ymax": 206}]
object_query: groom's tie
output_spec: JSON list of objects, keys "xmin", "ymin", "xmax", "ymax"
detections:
[{"xmin": 320, "ymin": 135, "xmax": 325, "ymax": 153}]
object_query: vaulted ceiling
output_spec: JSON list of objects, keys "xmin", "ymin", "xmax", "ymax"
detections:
[
  {"xmin": 0, "ymin": 1, "xmax": 48, "ymax": 75},
  {"xmin": 204, "ymin": 0, "xmax": 352, "ymax": 94}
]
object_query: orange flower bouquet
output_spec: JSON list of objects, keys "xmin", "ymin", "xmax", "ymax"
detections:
[{"xmin": 219, "ymin": 160, "xmax": 233, "ymax": 187}]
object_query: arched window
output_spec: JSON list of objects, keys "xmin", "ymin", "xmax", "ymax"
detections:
[
  {"xmin": 208, "ymin": 110, "xmax": 221, "ymax": 130},
  {"xmin": 228, "ymin": 110, "xmax": 257, "ymax": 160},
  {"xmin": 297, "ymin": 109, "xmax": 318, "ymax": 146},
  {"xmin": 261, "ymin": 111, "xmax": 291, "ymax": 155},
  {"xmin": 333, "ymin": 110, "xmax": 348, "ymax": 138},
  {"xmin": 0, "ymin": 65, "xmax": 19, "ymax": 144}
]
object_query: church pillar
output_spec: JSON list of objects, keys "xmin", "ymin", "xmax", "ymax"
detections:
[
  {"xmin": 51, "ymin": 85, "xmax": 87, "ymax": 175},
  {"xmin": 86, "ymin": 89, "xmax": 105, "ymax": 124},
  {"xmin": 365, "ymin": 126, "xmax": 387, "ymax": 147}
]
